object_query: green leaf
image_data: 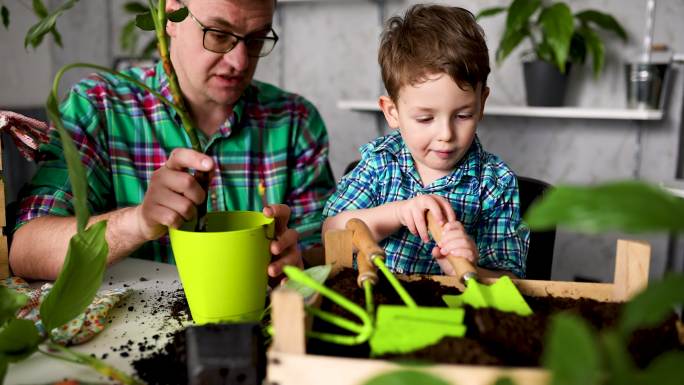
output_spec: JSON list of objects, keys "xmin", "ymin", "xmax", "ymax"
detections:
[
  {"xmin": 123, "ymin": 1, "xmax": 148, "ymax": 14},
  {"xmin": 568, "ymin": 32, "xmax": 587, "ymax": 64},
  {"xmin": 524, "ymin": 181, "xmax": 684, "ymax": 233},
  {"xmin": 0, "ymin": 287, "xmax": 28, "ymax": 326},
  {"xmin": 40, "ymin": 221, "xmax": 109, "ymax": 332},
  {"xmin": 141, "ymin": 38, "xmax": 158, "ymax": 58},
  {"xmin": 0, "ymin": 319, "xmax": 41, "ymax": 362},
  {"xmin": 476, "ymin": 7, "xmax": 506, "ymax": 20},
  {"xmin": 32, "ymin": 0, "xmax": 48, "ymax": 18},
  {"xmin": 538, "ymin": 3, "xmax": 574, "ymax": 73},
  {"xmin": 505, "ymin": 0, "xmax": 541, "ymax": 33},
  {"xmin": 46, "ymin": 92, "xmax": 89, "ymax": 231},
  {"xmin": 618, "ymin": 274, "xmax": 684, "ymax": 338},
  {"xmin": 577, "ymin": 26, "xmax": 604, "ymax": 77},
  {"xmin": 362, "ymin": 369, "xmax": 451, "ymax": 385},
  {"xmin": 166, "ymin": 6, "xmax": 188, "ymax": 23},
  {"xmin": 637, "ymin": 351, "xmax": 684, "ymax": 385},
  {"xmin": 120, "ymin": 19, "xmax": 139, "ymax": 53},
  {"xmin": 575, "ymin": 10, "xmax": 627, "ymax": 41},
  {"xmin": 493, "ymin": 378, "xmax": 517, "ymax": 385},
  {"xmin": 282, "ymin": 264, "xmax": 332, "ymax": 299},
  {"xmin": 542, "ymin": 313, "xmax": 601, "ymax": 385},
  {"xmin": 24, "ymin": 0, "xmax": 79, "ymax": 49},
  {"xmin": 50, "ymin": 26, "xmax": 63, "ymax": 48},
  {"xmin": 0, "ymin": 354, "xmax": 7, "ymax": 383},
  {"xmin": 135, "ymin": 11, "xmax": 155, "ymax": 31},
  {"xmin": 1, "ymin": 6, "xmax": 9, "ymax": 29},
  {"xmin": 496, "ymin": 27, "xmax": 527, "ymax": 64},
  {"xmin": 600, "ymin": 331, "xmax": 635, "ymax": 385}
]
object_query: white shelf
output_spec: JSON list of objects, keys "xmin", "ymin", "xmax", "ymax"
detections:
[{"xmin": 337, "ymin": 99, "xmax": 664, "ymax": 121}]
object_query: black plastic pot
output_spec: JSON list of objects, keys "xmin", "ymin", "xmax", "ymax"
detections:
[{"xmin": 523, "ymin": 60, "xmax": 571, "ymax": 107}]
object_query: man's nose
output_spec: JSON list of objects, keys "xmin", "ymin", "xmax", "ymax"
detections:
[{"xmin": 222, "ymin": 41, "xmax": 250, "ymax": 71}]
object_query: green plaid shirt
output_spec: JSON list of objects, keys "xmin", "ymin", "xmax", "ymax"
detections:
[
  {"xmin": 324, "ymin": 131, "xmax": 529, "ymax": 277},
  {"xmin": 17, "ymin": 61, "xmax": 335, "ymax": 263}
]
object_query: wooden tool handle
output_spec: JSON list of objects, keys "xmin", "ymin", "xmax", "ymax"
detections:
[
  {"xmin": 426, "ymin": 212, "xmax": 478, "ymax": 283},
  {"xmin": 356, "ymin": 250, "xmax": 378, "ymax": 288},
  {"xmin": 346, "ymin": 218, "xmax": 385, "ymax": 261}
]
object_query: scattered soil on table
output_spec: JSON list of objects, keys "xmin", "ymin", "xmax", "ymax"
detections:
[
  {"xmin": 132, "ymin": 329, "xmax": 187, "ymax": 385},
  {"xmin": 307, "ymin": 268, "xmax": 682, "ymax": 368}
]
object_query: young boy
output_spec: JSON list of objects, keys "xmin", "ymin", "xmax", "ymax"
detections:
[{"xmin": 323, "ymin": 4, "xmax": 529, "ymax": 278}]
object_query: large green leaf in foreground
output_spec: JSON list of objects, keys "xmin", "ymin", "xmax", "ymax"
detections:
[
  {"xmin": 525, "ymin": 181, "xmax": 684, "ymax": 233},
  {"xmin": 40, "ymin": 221, "xmax": 109, "ymax": 333}
]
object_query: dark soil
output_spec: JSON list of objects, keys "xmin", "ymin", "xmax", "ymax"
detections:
[{"xmin": 307, "ymin": 268, "xmax": 682, "ymax": 368}]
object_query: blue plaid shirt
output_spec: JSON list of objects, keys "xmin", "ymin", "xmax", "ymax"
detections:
[{"xmin": 323, "ymin": 131, "xmax": 529, "ymax": 277}]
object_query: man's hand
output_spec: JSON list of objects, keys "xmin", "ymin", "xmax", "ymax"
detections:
[
  {"xmin": 137, "ymin": 148, "xmax": 214, "ymax": 240},
  {"xmin": 263, "ymin": 204, "xmax": 303, "ymax": 277},
  {"xmin": 394, "ymin": 194, "xmax": 457, "ymax": 242},
  {"xmin": 432, "ymin": 221, "xmax": 479, "ymax": 276}
]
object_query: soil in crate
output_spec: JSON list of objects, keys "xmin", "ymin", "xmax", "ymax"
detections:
[{"xmin": 307, "ymin": 267, "xmax": 682, "ymax": 367}]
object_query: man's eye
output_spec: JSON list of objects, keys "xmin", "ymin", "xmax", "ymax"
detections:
[{"xmin": 206, "ymin": 31, "xmax": 232, "ymax": 44}]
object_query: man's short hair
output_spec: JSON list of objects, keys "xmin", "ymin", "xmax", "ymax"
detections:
[{"xmin": 378, "ymin": 4, "xmax": 490, "ymax": 101}]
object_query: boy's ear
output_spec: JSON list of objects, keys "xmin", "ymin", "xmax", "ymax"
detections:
[
  {"xmin": 378, "ymin": 96, "xmax": 400, "ymax": 129},
  {"xmin": 478, "ymin": 86, "xmax": 490, "ymax": 121}
]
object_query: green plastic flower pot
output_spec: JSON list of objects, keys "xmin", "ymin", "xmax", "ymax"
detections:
[{"xmin": 169, "ymin": 211, "xmax": 275, "ymax": 324}]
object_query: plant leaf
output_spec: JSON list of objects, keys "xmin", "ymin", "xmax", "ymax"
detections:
[
  {"xmin": 282, "ymin": 264, "xmax": 332, "ymax": 299},
  {"xmin": 575, "ymin": 10, "xmax": 627, "ymax": 41},
  {"xmin": 124, "ymin": 1, "xmax": 148, "ymax": 14},
  {"xmin": 135, "ymin": 11, "xmax": 155, "ymax": 31},
  {"xmin": 0, "ymin": 287, "xmax": 28, "ymax": 326},
  {"xmin": 493, "ymin": 378, "xmax": 517, "ymax": 385},
  {"xmin": 600, "ymin": 331, "xmax": 635, "ymax": 385},
  {"xmin": 32, "ymin": 0, "xmax": 48, "ymax": 18},
  {"xmin": 120, "ymin": 18, "xmax": 139, "ymax": 53},
  {"xmin": 505, "ymin": 0, "xmax": 541, "ymax": 33},
  {"xmin": 538, "ymin": 3, "xmax": 574, "ymax": 73},
  {"xmin": 40, "ymin": 221, "xmax": 109, "ymax": 333},
  {"xmin": 524, "ymin": 181, "xmax": 684, "ymax": 233},
  {"xmin": 577, "ymin": 26, "xmax": 604, "ymax": 77},
  {"xmin": 0, "ymin": 354, "xmax": 7, "ymax": 383},
  {"xmin": 542, "ymin": 313, "xmax": 601, "ymax": 385},
  {"xmin": 46, "ymin": 92, "xmax": 90, "ymax": 231},
  {"xmin": 0, "ymin": 319, "xmax": 41, "ymax": 363},
  {"xmin": 166, "ymin": 6, "xmax": 188, "ymax": 23},
  {"xmin": 618, "ymin": 273, "xmax": 684, "ymax": 338},
  {"xmin": 362, "ymin": 369, "xmax": 451, "ymax": 385},
  {"xmin": 50, "ymin": 26, "xmax": 63, "ymax": 48},
  {"xmin": 496, "ymin": 27, "xmax": 527, "ymax": 65},
  {"xmin": 1, "ymin": 6, "xmax": 9, "ymax": 29},
  {"xmin": 24, "ymin": 0, "xmax": 79, "ymax": 49},
  {"xmin": 636, "ymin": 351, "xmax": 684, "ymax": 385},
  {"xmin": 476, "ymin": 7, "xmax": 506, "ymax": 20},
  {"xmin": 568, "ymin": 32, "xmax": 587, "ymax": 64}
]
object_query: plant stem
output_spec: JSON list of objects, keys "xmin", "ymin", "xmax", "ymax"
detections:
[
  {"xmin": 373, "ymin": 258, "xmax": 417, "ymax": 308},
  {"xmin": 44, "ymin": 343, "xmax": 143, "ymax": 385},
  {"xmin": 153, "ymin": 0, "xmax": 200, "ymax": 152}
]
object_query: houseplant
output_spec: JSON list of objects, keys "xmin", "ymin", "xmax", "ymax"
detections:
[{"xmin": 477, "ymin": 0, "xmax": 627, "ymax": 106}]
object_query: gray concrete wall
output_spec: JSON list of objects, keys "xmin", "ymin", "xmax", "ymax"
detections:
[{"xmin": 1, "ymin": 0, "xmax": 683, "ymax": 281}]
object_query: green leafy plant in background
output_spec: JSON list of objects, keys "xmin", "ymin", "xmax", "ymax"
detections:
[
  {"xmin": 0, "ymin": 1, "xmax": 201, "ymax": 383},
  {"xmin": 477, "ymin": 0, "xmax": 628, "ymax": 76},
  {"xmin": 120, "ymin": 1, "xmax": 158, "ymax": 58}
]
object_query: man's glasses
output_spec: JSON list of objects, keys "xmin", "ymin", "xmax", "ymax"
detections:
[{"xmin": 186, "ymin": 9, "xmax": 278, "ymax": 58}]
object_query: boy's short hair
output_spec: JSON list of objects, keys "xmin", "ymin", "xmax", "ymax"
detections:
[{"xmin": 379, "ymin": 4, "xmax": 490, "ymax": 101}]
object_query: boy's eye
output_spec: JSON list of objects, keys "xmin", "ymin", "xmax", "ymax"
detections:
[
  {"xmin": 416, "ymin": 116, "xmax": 433, "ymax": 123},
  {"xmin": 456, "ymin": 114, "xmax": 473, "ymax": 120}
]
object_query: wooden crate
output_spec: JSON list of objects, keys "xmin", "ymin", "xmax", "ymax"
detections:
[{"xmin": 268, "ymin": 232, "xmax": 657, "ymax": 385}]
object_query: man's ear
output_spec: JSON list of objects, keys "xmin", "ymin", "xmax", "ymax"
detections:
[
  {"xmin": 478, "ymin": 86, "xmax": 490, "ymax": 121},
  {"xmin": 378, "ymin": 96, "xmax": 400, "ymax": 129},
  {"xmin": 166, "ymin": 0, "xmax": 182, "ymax": 36}
]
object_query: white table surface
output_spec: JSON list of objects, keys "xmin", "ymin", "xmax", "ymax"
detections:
[{"xmin": 6, "ymin": 258, "xmax": 190, "ymax": 385}]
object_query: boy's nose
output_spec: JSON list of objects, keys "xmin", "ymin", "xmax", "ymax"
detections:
[{"xmin": 437, "ymin": 121, "xmax": 455, "ymax": 141}]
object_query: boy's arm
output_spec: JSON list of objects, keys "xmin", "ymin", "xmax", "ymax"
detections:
[{"xmin": 322, "ymin": 201, "xmax": 405, "ymax": 242}]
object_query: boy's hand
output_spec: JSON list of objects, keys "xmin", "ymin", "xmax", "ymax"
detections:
[
  {"xmin": 431, "ymin": 221, "xmax": 479, "ymax": 276},
  {"xmin": 395, "ymin": 194, "xmax": 456, "ymax": 242}
]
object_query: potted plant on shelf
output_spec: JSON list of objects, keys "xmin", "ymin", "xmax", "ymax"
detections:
[{"xmin": 477, "ymin": 0, "xmax": 628, "ymax": 107}]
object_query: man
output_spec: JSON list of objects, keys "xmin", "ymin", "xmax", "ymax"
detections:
[{"xmin": 9, "ymin": 0, "xmax": 334, "ymax": 280}]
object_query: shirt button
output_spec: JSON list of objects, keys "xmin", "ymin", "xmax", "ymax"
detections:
[
  {"xmin": 396, "ymin": 267, "xmax": 404, "ymax": 274},
  {"xmin": 211, "ymin": 192, "xmax": 217, "ymax": 200}
]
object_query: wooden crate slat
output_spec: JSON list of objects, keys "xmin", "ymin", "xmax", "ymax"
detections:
[{"xmin": 0, "ymin": 235, "xmax": 8, "ymax": 279}]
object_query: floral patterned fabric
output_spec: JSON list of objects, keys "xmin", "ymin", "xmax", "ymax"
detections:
[{"xmin": 2, "ymin": 277, "xmax": 130, "ymax": 345}]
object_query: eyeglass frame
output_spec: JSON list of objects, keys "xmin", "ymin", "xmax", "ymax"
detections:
[{"xmin": 184, "ymin": 7, "xmax": 279, "ymax": 57}]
